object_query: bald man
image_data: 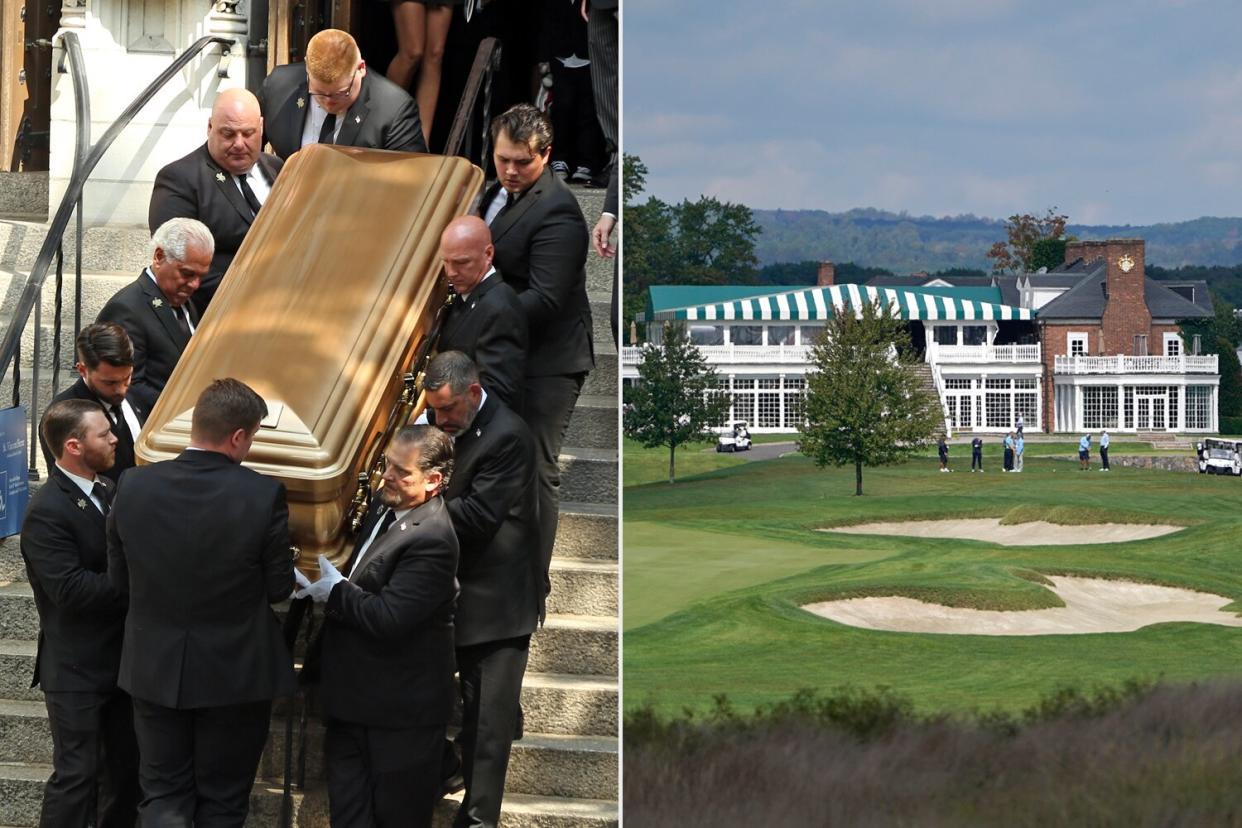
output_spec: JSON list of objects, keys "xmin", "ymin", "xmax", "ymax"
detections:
[
  {"xmin": 149, "ymin": 88, "xmax": 283, "ymax": 317},
  {"xmin": 259, "ymin": 28, "xmax": 426, "ymax": 161},
  {"xmin": 437, "ymin": 216, "xmax": 528, "ymax": 410}
]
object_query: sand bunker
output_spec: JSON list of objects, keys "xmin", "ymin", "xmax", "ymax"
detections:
[
  {"xmin": 803, "ymin": 576, "xmax": 1242, "ymax": 635},
  {"xmin": 822, "ymin": 518, "xmax": 1181, "ymax": 546}
]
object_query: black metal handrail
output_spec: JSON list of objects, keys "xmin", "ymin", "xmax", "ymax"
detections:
[
  {"xmin": 3, "ymin": 32, "xmax": 234, "ymax": 477},
  {"xmin": 443, "ymin": 37, "xmax": 502, "ymax": 165}
]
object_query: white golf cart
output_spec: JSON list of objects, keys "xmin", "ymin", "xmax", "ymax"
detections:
[
  {"xmin": 1195, "ymin": 438, "xmax": 1242, "ymax": 476},
  {"xmin": 716, "ymin": 420, "xmax": 752, "ymax": 453}
]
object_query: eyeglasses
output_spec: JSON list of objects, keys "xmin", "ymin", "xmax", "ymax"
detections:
[{"xmin": 308, "ymin": 69, "xmax": 358, "ymax": 102}]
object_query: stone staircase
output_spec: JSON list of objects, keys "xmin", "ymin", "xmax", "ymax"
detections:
[
  {"xmin": 912, "ymin": 362, "xmax": 951, "ymax": 434},
  {"xmin": 0, "ymin": 183, "xmax": 619, "ymax": 826}
]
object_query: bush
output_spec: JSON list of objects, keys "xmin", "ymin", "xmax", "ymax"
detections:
[{"xmin": 1219, "ymin": 415, "xmax": 1242, "ymax": 435}]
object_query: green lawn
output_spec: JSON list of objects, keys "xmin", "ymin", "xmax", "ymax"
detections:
[{"xmin": 623, "ymin": 447, "xmax": 1242, "ymax": 716}]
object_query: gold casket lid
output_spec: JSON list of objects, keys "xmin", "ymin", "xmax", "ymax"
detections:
[{"xmin": 136, "ymin": 145, "xmax": 482, "ymax": 513}]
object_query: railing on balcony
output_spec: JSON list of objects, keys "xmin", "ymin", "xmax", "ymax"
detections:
[
  {"xmin": 622, "ymin": 344, "xmax": 813, "ymax": 366},
  {"xmin": 930, "ymin": 343, "xmax": 1041, "ymax": 364},
  {"xmin": 1054, "ymin": 354, "xmax": 1219, "ymax": 375}
]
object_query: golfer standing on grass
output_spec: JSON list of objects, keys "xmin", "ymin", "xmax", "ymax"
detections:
[{"xmin": 1079, "ymin": 434, "xmax": 1091, "ymax": 470}]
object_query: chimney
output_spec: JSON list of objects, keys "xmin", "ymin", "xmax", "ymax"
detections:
[
  {"xmin": 1063, "ymin": 240, "xmax": 1107, "ymax": 267},
  {"xmin": 1099, "ymin": 239, "xmax": 1150, "ymax": 356},
  {"xmin": 817, "ymin": 261, "xmax": 835, "ymax": 287}
]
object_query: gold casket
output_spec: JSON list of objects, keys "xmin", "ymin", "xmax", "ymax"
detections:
[{"xmin": 135, "ymin": 144, "xmax": 483, "ymax": 568}]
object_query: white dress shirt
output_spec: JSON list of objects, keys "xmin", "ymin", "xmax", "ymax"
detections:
[
  {"xmin": 57, "ymin": 464, "xmax": 106, "ymax": 514},
  {"xmin": 348, "ymin": 505, "xmax": 414, "ymax": 578},
  {"xmin": 300, "ymin": 97, "xmax": 344, "ymax": 149}
]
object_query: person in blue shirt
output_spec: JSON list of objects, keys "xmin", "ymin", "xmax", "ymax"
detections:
[
  {"xmin": 1079, "ymin": 434, "xmax": 1091, "ymax": 470},
  {"xmin": 1015, "ymin": 434, "xmax": 1025, "ymax": 473},
  {"xmin": 1099, "ymin": 430, "xmax": 1110, "ymax": 471}
]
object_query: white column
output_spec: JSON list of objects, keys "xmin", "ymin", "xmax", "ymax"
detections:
[
  {"xmin": 1212, "ymin": 386, "xmax": 1219, "ymax": 433},
  {"xmin": 1074, "ymin": 384, "xmax": 1084, "ymax": 432},
  {"xmin": 778, "ymin": 373, "xmax": 786, "ymax": 429},
  {"xmin": 1177, "ymin": 382, "xmax": 1186, "ymax": 432},
  {"xmin": 1117, "ymin": 383, "xmax": 1124, "ymax": 430}
]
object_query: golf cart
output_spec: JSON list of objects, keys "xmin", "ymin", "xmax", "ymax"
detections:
[
  {"xmin": 716, "ymin": 421, "xmax": 752, "ymax": 453},
  {"xmin": 1196, "ymin": 438, "xmax": 1242, "ymax": 476}
]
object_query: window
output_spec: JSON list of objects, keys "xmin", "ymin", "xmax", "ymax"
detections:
[
  {"xmin": 1186, "ymin": 386, "xmax": 1212, "ymax": 429},
  {"xmin": 935, "ymin": 326, "xmax": 958, "ymax": 346},
  {"xmin": 785, "ymin": 378, "xmax": 807, "ymax": 427},
  {"xmin": 767, "ymin": 326, "xmax": 796, "ymax": 346},
  {"xmin": 799, "ymin": 326, "xmax": 825, "ymax": 346},
  {"xmin": 1068, "ymin": 332, "xmax": 1087, "ymax": 357},
  {"xmin": 1133, "ymin": 334, "xmax": 1148, "ymax": 356},
  {"xmin": 963, "ymin": 326, "xmax": 987, "ymax": 346},
  {"xmin": 945, "ymin": 379, "xmax": 972, "ymax": 390},
  {"xmin": 1164, "ymin": 334, "xmax": 1182, "ymax": 357},
  {"xmin": 730, "ymin": 325, "xmax": 762, "ymax": 346},
  {"xmin": 690, "ymin": 325, "xmax": 723, "ymax": 346},
  {"xmin": 1082, "ymin": 386, "xmax": 1119, "ymax": 429}
]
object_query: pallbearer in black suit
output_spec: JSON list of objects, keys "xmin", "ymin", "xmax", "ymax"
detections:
[
  {"xmin": 296, "ymin": 425, "xmax": 459, "ymax": 828},
  {"xmin": 258, "ymin": 28, "xmax": 427, "ymax": 161},
  {"xmin": 438, "ymin": 216, "xmax": 528, "ymax": 410},
  {"xmin": 107, "ymin": 379, "xmax": 296, "ymax": 826},
  {"xmin": 39, "ymin": 323, "xmax": 146, "ymax": 483},
  {"xmin": 479, "ymin": 104, "xmax": 593, "ymax": 609},
  {"xmin": 424, "ymin": 353, "xmax": 540, "ymax": 828},
  {"xmin": 148, "ymin": 88, "xmax": 283, "ymax": 317},
  {"xmin": 95, "ymin": 218, "xmax": 211, "ymax": 412},
  {"xmin": 22, "ymin": 400, "xmax": 137, "ymax": 828}
]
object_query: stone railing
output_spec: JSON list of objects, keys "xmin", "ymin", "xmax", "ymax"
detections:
[
  {"xmin": 621, "ymin": 344, "xmax": 813, "ymax": 366},
  {"xmin": 1054, "ymin": 354, "xmax": 1218, "ymax": 375}
]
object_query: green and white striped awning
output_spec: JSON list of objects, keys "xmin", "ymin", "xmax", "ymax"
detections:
[{"xmin": 658, "ymin": 284, "xmax": 1034, "ymax": 323}]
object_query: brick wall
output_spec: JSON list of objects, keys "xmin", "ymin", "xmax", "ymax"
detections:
[{"xmin": 1098, "ymin": 239, "xmax": 1152, "ymax": 355}]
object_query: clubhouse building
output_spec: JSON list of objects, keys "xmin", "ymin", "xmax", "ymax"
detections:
[{"xmin": 622, "ymin": 238, "xmax": 1221, "ymax": 435}]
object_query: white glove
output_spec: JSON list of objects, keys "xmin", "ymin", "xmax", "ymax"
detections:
[
  {"xmin": 290, "ymin": 569, "xmax": 311, "ymax": 600},
  {"xmin": 294, "ymin": 555, "xmax": 345, "ymax": 603}
]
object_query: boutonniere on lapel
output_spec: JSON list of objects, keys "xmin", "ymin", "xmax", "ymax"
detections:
[
  {"xmin": 151, "ymin": 298, "xmax": 163, "ymax": 309},
  {"xmin": 475, "ymin": 427, "xmax": 482, "ymax": 438},
  {"xmin": 75, "ymin": 498, "xmax": 87, "ymax": 510},
  {"xmin": 399, "ymin": 522, "xmax": 407, "ymax": 531},
  {"xmin": 215, "ymin": 172, "xmax": 226, "ymax": 183},
  {"xmin": 296, "ymin": 97, "xmax": 305, "ymax": 109},
  {"xmin": 354, "ymin": 115, "xmax": 362, "ymax": 124}
]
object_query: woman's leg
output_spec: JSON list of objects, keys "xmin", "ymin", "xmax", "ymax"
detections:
[
  {"xmin": 415, "ymin": 5, "xmax": 453, "ymax": 145},
  {"xmin": 387, "ymin": 0, "xmax": 428, "ymax": 92}
]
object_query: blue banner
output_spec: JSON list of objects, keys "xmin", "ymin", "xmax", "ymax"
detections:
[{"xmin": 0, "ymin": 406, "xmax": 29, "ymax": 538}]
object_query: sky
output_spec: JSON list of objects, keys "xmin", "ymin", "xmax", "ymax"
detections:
[{"xmin": 624, "ymin": 0, "xmax": 1242, "ymax": 225}]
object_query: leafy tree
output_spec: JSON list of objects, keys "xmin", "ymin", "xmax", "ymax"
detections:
[
  {"xmin": 798, "ymin": 302, "xmax": 944, "ymax": 495},
  {"xmin": 986, "ymin": 209, "xmax": 1070, "ymax": 274},
  {"xmin": 624, "ymin": 322, "xmax": 729, "ymax": 483},
  {"xmin": 1179, "ymin": 293, "xmax": 1242, "ymax": 419},
  {"xmin": 622, "ymin": 153, "xmax": 647, "ymax": 206}
]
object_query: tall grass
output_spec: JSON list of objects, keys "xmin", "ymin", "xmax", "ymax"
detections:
[{"xmin": 624, "ymin": 681, "xmax": 1242, "ymax": 826}]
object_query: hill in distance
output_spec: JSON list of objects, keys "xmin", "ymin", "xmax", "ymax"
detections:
[{"xmin": 754, "ymin": 208, "xmax": 1242, "ymax": 273}]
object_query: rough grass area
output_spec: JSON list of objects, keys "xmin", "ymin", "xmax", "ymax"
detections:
[
  {"xmin": 624, "ymin": 450, "xmax": 1242, "ymax": 716},
  {"xmin": 624, "ymin": 681, "xmax": 1242, "ymax": 827}
]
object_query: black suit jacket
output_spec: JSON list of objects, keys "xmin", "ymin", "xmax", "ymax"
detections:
[
  {"xmin": 258, "ymin": 65, "xmax": 427, "ymax": 161},
  {"xmin": 39, "ymin": 378, "xmax": 147, "ymax": 484},
  {"xmin": 444, "ymin": 396, "xmax": 540, "ymax": 647},
  {"xmin": 479, "ymin": 167, "xmax": 594, "ymax": 377},
  {"xmin": 21, "ymin": 468, "xmax": 125, "ymax": 692},
  {"xmin": 148, "ymin": 143, "xmax": 283, "ymax": 315},
  {"xmin": 320, "ymin": 495, "xmax": 458, "ymax": 729},
  {"xmin": 107, "ymin": 450, "xmax": 295, "ymax": 708},
  {"xmin": 439, "ymin": 274, "xmax": 528, "ymax": 411},
  {"xmin": 95, "ymin": 273, "xmax": 199, "ymax": 413}
]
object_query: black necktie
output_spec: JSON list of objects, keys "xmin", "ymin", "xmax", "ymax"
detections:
[
  {"xmin": 173, "ymin": 305, "xmax": 191, "ymax": 339},
  {"xmin": 92, "ymin": 482, "xmax": 111, "ymax": 516},
  {"xmin": 319, "ymin": 113, "xmax": 337, "ymax": 145},
  {"xmin": 236, "ymin": 175, "xmax": 263, "ymax": 217},
  {"xmin": 495, "ymin": 189, "xmax": 516, "ymax": 222},
  {"xmin": 109, "ymin": 404, "xmax": 132, "ymax": 444},
  {"xmin": 347, "ymin": 508, "xmax": 397, "ymax": 575}
]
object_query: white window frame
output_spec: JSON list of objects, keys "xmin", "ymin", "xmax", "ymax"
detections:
[
  {"xmin": 1163, "ymin": 333, "xmax": 1182, "ymax": 357},
  {"xmin": 1068, "ymin": 332, "xmax": 1088, "ymax": 357}
]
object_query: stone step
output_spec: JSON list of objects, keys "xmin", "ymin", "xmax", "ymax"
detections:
[
  {"xmin": 559, "ymin": 447, "xmax": 618, "ymax": 506},
  {"xmin": 529, "ymin": 613, "xmax": 616, "ymax": 677},
  {"xmin": 0, "ymin": 173, "xmax": 49, "ymax": 222},
  {"xmin": 554, "ymin": 503, "xmax": 617, "ymax": 561},
  {"xmin": 0, "ymin": 641, "xmax": 37, "ymax": 703},
  {"xmin": 0, "ymin": 585, "xmax": 38, "ymax": 641},
  {"xmin": 0, "ymin": 763, "xmax": 617, "ymax": 828},
  {"xmin": 0, "ymin": 222, "xmax": 150, "ymax": 275},
  {"xmin": 521, "ymin": 672, "xmax": 617, "ymax": 737},
  {"xmin": 565, "ymin": 394, "xmax": 617, "ymax": 451},
  {"xmin": 548, "ymin": 559, "xmax": 617, "ymax": 617},
  {"xmin": 0, "ymin": 698, "xmax": 616, "ymax": 802},
  {"xmin": 581, "ymin": 354, "xmax": 616, "ymax": 398}
]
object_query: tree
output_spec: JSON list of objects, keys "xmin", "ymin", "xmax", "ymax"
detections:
[
  {"xmin": 624, "ymin": 322, "xmax": 729, "ymax": 483},
  {"xmin": 1181, "ymin": 292, "xmax": 1242, "ymax": 419},
  {"xmin": 798, "ymin": 302, "xmax": 944, "ymax": 495},
  {"xmin": 986, "ymin": 208, "xmax": 1070, "ymax": 274}
]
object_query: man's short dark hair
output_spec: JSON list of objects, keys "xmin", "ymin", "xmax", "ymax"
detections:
[
  {"xmin": 489, "ymin": 103, "xmax": 553, "ymax": 155},
  {"xmin": 392, "ymin": 424, "xmax": 454, "ymax": 491},
  {"xmin": 191, "ymin": 378, "xmax": 267, "ymax": 444},
  {"xmin": 424, "ymin": 351, "xmax": 480, "ymax": 395},
  {"xmin": 41, "ymin": 398, "xmax": 105, "ymax": 460},
  {"xmin": 76, "ymin": 322, "xmax": 134, "ymax": 369}
]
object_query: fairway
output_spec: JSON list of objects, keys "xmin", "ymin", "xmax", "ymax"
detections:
[{"xmin": 623, "ymin": 448, "xmax": 1242, "ymax": 716}]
